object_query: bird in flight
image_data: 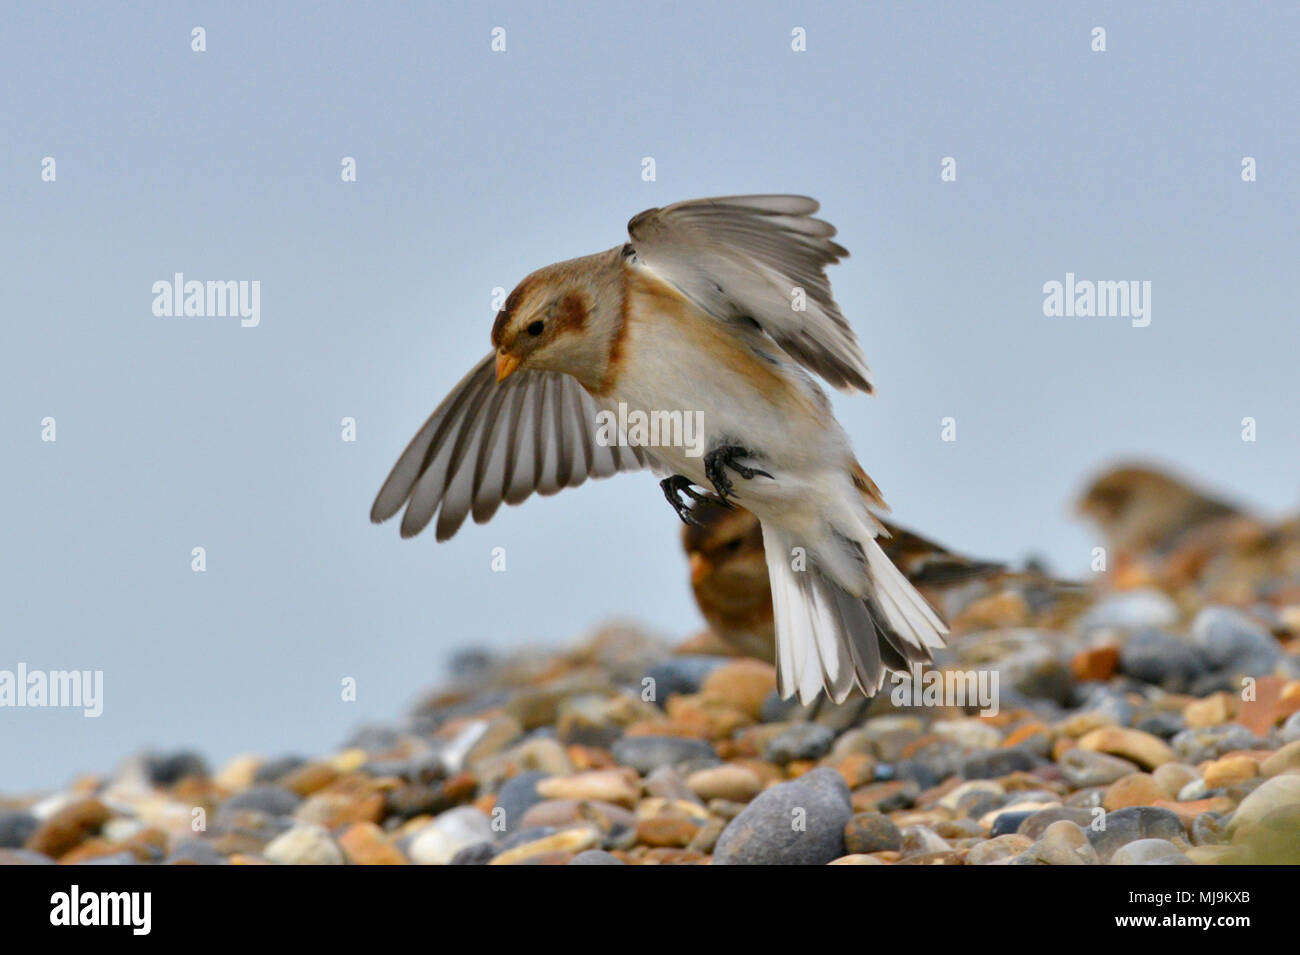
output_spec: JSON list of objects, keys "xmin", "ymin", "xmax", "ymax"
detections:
[{"xmin": 371, "ymin": 194, "xmax": 947, "ymax": 703}]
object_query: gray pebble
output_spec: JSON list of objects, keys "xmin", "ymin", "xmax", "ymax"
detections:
[{"xmin": 713, "ymin": 767, "xmax": 852, "ymax": 865}]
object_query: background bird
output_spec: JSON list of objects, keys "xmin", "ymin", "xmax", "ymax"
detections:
[
  {"xmin": 1077, "ymin": 462, "xmax": 1290, "ymax": 601},
  {"xmin": 372, "ymin": 194, "xmax": 948, "ymax": 704}
]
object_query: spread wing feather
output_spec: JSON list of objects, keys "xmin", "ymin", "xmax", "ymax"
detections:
[
  {"xmin": 626, "ymin": 194, "xmax": 872, "ymax": 393},
  {"xmin": 371, "ymin": 352, "xmax": 649, "ymax": 541}
]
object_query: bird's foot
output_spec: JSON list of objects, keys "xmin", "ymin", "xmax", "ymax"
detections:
[
  {"xmin": 660, "ymin": 475, "xmax": 711, "ymax": 526},
  {"xmin": 703, "ymin": 445, "xmax": 773, "ymax": 502}
]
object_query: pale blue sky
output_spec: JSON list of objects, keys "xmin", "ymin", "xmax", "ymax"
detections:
[{"xmin": 2, "ymin": 2, "xmax": 1297, "ymax": 789}]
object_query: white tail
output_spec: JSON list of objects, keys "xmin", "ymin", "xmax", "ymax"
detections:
[{"xmin": 763, "ymin": 524, "xmax": 948, "ymax": 704}]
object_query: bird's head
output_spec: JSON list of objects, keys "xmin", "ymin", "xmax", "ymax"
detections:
[
  {"xmin": 490, "ymin": 257, "xmax": 614, "ymax": 388},
  {"xmin": 683, "ymin": 499, "xmax": 768, "ymax": 592}
]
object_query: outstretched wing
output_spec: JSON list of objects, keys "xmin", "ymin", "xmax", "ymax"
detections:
[
  {"xmin": 626, "ymin": 194, "xmax": 871, "ymax": 393},
  {"xmin": 371, "ymin": 352, "xmax": 649, "ymax": 541}
]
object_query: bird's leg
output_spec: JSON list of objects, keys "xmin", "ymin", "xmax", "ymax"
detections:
[
  {"xmin": 660, "ymin": 475, "xmax": 710, "ymax": 526},
  {"xmin": 703, "ymin": 445, "xmax": 773, "ymax": 502}
]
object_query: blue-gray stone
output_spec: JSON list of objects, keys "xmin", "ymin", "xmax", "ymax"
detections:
[
  {"xmin": 252, "ymin": 756, "xmax": 309, "ymax": 784},
  {"xmin": 1087, "ymin": 806, "xmax": 1184, "ymax": 862},
  {"xmin": 1082, "ymin": 590, "xmax": 1178, "ymax": 632},
  {"xmin": 641, "ymin": 656, "xmax": 730, "ymax": 706},
  {"xmin": 570, "ymin": 849, "xmax": 626, "ymax": 865},
  {"xmin": 494, "ymin": 771, "xmax": 550, "ymax": 832},
  {"xmin": 961, "ymin": 748, "xmax": 1037, "ymax": 780},
  {"xmin": 991, "ymin": 811, "xmax": 1037, "ymax": 837},
  {"xmin": 763, "ymin": 724, "xmax": 835, "ymax": 764},
  {"xmin": 144, "ymin": 751, "xmax": 210, "ymax": 786},
  {"xmin": 713, "ymin": 767, "xmax": 852, "ymax": 865},
  {"xmin": 1118, "ymin": 629, "xmax": 1205, "ymax": 690},
  {"xmin": 222, "ymin": 784, "xmax": 301, "ymax": 816},
  {"xmin": 0, "ymin": 811, "xmax": 39, "ymax": 849},
  {"xmin": 1189, "ymin": 606, "xmax": 1281, "ymax": 676},
  {"xmin": 449, "ymin": 841, "xmax": 497, "ymax": 865},
  {"xmin": 164, "ymin": 839, "xmax": 228, "ymax": 865}
]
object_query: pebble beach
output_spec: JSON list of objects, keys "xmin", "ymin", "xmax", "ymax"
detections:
[{"xmin": 4, "ymin": 553, "xmax": 1300, "ymax": 866}]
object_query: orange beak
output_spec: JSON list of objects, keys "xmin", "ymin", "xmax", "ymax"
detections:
[
  {"xmin": 689, "ymin": 552, "xmax": 711, "ymax": 586},
  {"xmin": 495, "ymin": 351, "xmax": 521, "ymax": 383}
]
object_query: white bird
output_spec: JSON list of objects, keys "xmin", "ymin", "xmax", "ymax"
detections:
[{"xmin": 372, "ymin": 195, "xmax": 947, "ymax": 703}]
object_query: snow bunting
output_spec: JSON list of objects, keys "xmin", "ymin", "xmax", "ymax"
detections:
[
  {"xmin": 1077, "ymin": 463, "xmax": 1274, "ymax": 592},
  {"xmin": 371, "ymin": 194, "xmax": 948, "ymax": 703}
]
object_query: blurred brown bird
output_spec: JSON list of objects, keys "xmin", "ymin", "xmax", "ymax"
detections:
[
  {"xmin": 679, "ymin": 497, "xmax": 1007, "ymax": 661},
  {"xmin": 1076, "ymin": 462, "xmax": 1281, "ymax": 596}
]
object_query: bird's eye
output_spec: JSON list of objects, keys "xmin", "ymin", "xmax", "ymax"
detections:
[
  {"xmin": 723, "ymin": 538, "xmax": 743, "ymax": 553},
  {"xmin": 527, "ymin": 321, "xmax": 544, "ymax": 337}
]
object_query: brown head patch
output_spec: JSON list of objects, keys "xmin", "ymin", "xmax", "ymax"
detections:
[{"xmin": 553, "ymin": 289, "xmax": 589, "ymax": 334}]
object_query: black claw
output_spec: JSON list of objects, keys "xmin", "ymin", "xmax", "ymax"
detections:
[
  {"xmin": 661, "ymin": 476, "xmax": 705, "ymax": 526},
  {"xmin": 703, "ymin": 445, "xmax": 773, "ymax": 501}
]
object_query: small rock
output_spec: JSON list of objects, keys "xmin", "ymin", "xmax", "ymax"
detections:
[
  {"xmin": 223, "ymin": 785, "xmax": 301, "ymax": 817},
  {"xmin": 686, "ymin": 764, "xmax": 762, "ymax": 803},
  {"xmin": 843, "ymin": 813, "xmax": 902, "ymax": 854},
  {"xmin": 164, "ymin": 839, "xmax": 228, "ymax": 865},
  {"xmin": 1152, "ymin": 762, "xmax": 1200, "ymax": 798},
  {"xmin": 0, "ymin": 811, "xmax": 39, "ymax": 849},
  {"xmin": 1077, "ymin": 727, "xmax": 1176, "ymax": 769},
  {"xmin": 713, "ymin": 767, "xmax": 852, "ymax": 865},
  {"xmin": 899, "ymin": 825, "xmax": 951, "ymax": 857},
  {"xmin": 494, "ymin": 771, "xmax": 550, "ymax": 831},
  {"xmin": 700, "ymin": 659, "xmax": 777, "ymax": 719},
  {"xmin": 407, "ymin": 807, "xmax": 494, "ymax": 865},
  {"xmin": 967, "ymin": 834, "xmax": 1033, "ymax": 865},
  {"xmin": 1084, "ymin": 590, "xmax": 1179, "ymax": 631},
  {"xmin": 490, "ymin": 826, "xmax": 601, "ymax": 865},
  {"xmin": 1059, "ymin": 749, "xmax": 1140, "ymax": 788},
  {"xmin": 143, "ymin": 751, "xmax": 210, "ymax": 787},
  {"xmin": 1189, "ymin": 606, "xmax": 1281, "ymax": 676},
  {"xmin": 24, "ymin": 799, "xmax": 110, "ymax": 859},
  {"xmin": 1088, "ymin": 807, "xmax": 1186, "ymax": 862},
  {"xmin": 961, "ymin": 749, "xmax": 1037, "ymax": 780},
  {"xmin": 1103, "ymin": 774, "xmax": 1168, "ymax": 811},
  {"xmin": 1017, "ymin": 806, "xmax": 1096, "ymax": 840},
  {"xmin": 1202, "ymin": 754, "xmax": 1258, "ymax": 789},
  {"xmin": 1260, "ymin": 739, "xmax": 1300, "ymax": 777},
  {"xmin": 536, "ymin": 770, "xmax": 639, "ymax": 808},
  {"xmin": 1110, "ymin": 838, "xmax": 1189, "ymax": 865},
  {"xmin": 643, "ymin": 656, "xmax": 730, "ymax": 705},
  {"xmin": 338, "ymin": 822, "xmax": 407, "ymax": 865},
  {"xmin": 1117, "ymin": 628, "xmax": 1205, "ymax": 690},
  {"xmin": 1227, "ymin": 773, "xmax": 1300, "ymax": 836},
  {"xmin": 263, "ymin": 824, "xmax": 344, "ymax": 865},
  {"xmin": 1025, "ymin": 820, "xmax": 1099, "ymax": 865},
  {"xmin": 569, "ymin": 849, "xmax": 625, "ymax": 865},
  {"xmin": 611, "ymin": 736, "xmax": 717, "ymax": 774},
  {"xmin": 449, "ymin": 842, "xmax": 497, "ymax": 865},
  {"xmin": 763, "ymin": 724, "xmax": 835, "ymax": 764}
]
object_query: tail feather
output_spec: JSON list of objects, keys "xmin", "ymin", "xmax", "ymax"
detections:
[{"xmin": 762, "ymin": 523, "xmax": 948, "ymax": 704}]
